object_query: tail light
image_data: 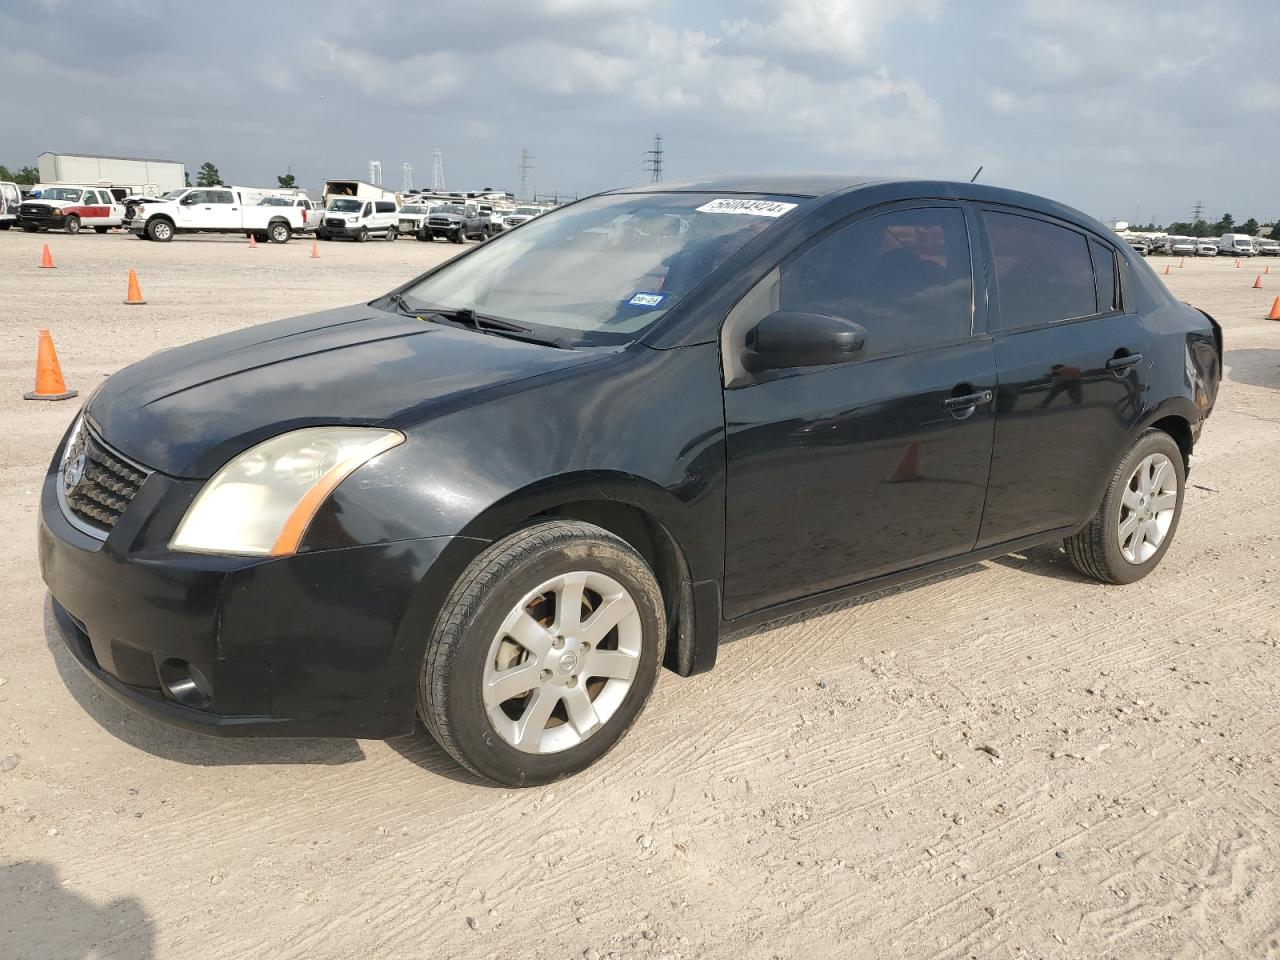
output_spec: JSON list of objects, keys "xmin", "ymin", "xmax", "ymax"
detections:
[{"xmin": 302, "ymin": 208, "xmax": 308, "ymax": 223}]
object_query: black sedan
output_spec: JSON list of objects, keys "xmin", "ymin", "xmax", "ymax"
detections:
[{"xmin": 39, "ymin": 175, "xmax": 1222, "ymax": 786}]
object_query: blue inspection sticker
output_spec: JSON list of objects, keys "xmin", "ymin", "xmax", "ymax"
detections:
[{"xmin": 627, "ymin": 291, "xmax": 666, "ymax": 308}]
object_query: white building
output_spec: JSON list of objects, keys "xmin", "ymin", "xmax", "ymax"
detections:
[{"xmin": 36, "ymin": 152, "xmax": 186, "ymax": 196}]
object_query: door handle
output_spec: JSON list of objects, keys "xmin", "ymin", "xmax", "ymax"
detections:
[
  {"xmin": 941, "ymin": 389, "xmax": 993, "ymax": 411},
  {"xmin": 1106, "ymin": 353, "xmax": 1143, "ymax": 372}
]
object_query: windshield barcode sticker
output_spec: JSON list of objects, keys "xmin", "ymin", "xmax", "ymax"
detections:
[
  {"xmin": 627, "ymin": 292, "xmax": 666, "ymax": 307},
  {"xmin": 695, "ymin": 198, "xmax": 797, "ymax": 217}
]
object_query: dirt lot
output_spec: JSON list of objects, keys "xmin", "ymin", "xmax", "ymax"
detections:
[{"xmin": 1, "ymin": 231, "xmax": 1278, "ymax": 960}]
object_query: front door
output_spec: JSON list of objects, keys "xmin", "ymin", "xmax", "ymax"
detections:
[{"xmin": 722, "ymin": 203, "xmax": 997, "ymax": 619}]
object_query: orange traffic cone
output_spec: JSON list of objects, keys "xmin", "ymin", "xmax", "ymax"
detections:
[
  {"xmin": 124, "ymin": 269, "xmax": 146, "ymax": 305},
  {"xmin": 1253, "ymin": 274, "xmax": 1263, "ymax": 289},
  {"xmin": 1236, "ymin": 259, "xmax": 1241, "ymax": 268},
  {"xmin": 1267, "ymin": 297, "xmax": 1280, "ymax": 321},
  {"xmin": 1179, "ymin": 257, "xmax": 1184, "ymax": 268},
  {"xmin": 23, "ymin": 330, "xmax": 78, "ymax": 401},
  {"xmin": 39, "ymin": 244, "xmax": 55, "ymax": 269},
  {"xmin": 886, "ymin": 441, "xmax": 921, "ymax": 483},
  {"xmin": 310, "ymin": 240, "xmax": 320, "ymax": 259},
  {"xmin": 1266, "ymin": 265, "xmax": 1271, "ymax": 275},
  {"xmin": 248, "ymin": 233, "xmax": 258, "ymax": 249},
  {"xmin": 1163, "ymin": 265, "xmax": 1171, "ymax": 275}
]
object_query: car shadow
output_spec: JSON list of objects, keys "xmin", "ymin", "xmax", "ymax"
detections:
[
  {"xmin": 988, "ymin": 542, "xmax": 1095, "ymax": 582},
  {"xmin": 1, "ymin": 859, "xmax": 154, "ymax": 960},
  {"xmin": 1225, "ymin": 347, "xmax": 1280, "ymax": 391},
  {"xmin": 383, "ymin": 722, "xmax": 507, "ymax": 790},
  {"xmin": 43, "ymin": 600, "xmax": 365, "ymax": 767}
]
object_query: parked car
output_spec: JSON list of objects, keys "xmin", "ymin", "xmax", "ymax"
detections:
[
  {"xmin": 1218, "ymin": 233, "xmax": 1256, "ymax": 257},
  {"xmin": 1168, "ymin": 237, "xmax": 1196, "ymax": 257},
  {"xmin": 17, "ymin": 186, "xmax": 125, "ymax": 234},
  {"xmin": 0, "ymin": 180, "xmax": 21, "ymax": 229},
  {"xmin": 503, "ymin": 205, "xmax": 542, "ymax": 229},
  {"xmin": 123, "ymin": 187, "xmax": 307, "ymax": 242},
  {"xmin": 317, "ymin": 197, "xmax": 400, "ymax": 242},
  {"xmin": 38, "ymin": 175, "xmax": 1222, "ymax": 786},
  {"xmin": 1121, "ymin": 235, "xmax": 1149, "ymax": 257},
  {"xmin": 1195, "ymin": 239, "xmax": 1218, "ymax": 257},
  {"xmin": 395, "ymin": 202, "xmax": 439, "ymax": 237},
  {"xmin": 478, "ymin": 203, "xmax": 504, "ymax": 236},
  {"xmin": 420, "ymin": 202, "xmax": 487, "ymax": 242},
  {"xmin": 259, "ymin": 195, "xmax": 320, "ymax": 233},
  {"xmin": 1255, "ymin": 238, "xmax": 1280, "ymax": 257}
]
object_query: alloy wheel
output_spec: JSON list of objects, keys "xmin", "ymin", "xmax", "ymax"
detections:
[
  {"xmin": 482, "ymin": 570, "xmax": 642, "ymax": 754},
  {"xmin": 1117, "ymin": 452, "xmax": 1178, "ymax": 564}
]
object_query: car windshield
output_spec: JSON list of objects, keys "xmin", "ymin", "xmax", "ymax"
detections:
[
  {"xmin": 401, "ymin": 205, "xmax": 427, "ymax": 214},
  {"xmin": 329, "ymin": 198, "xmax": 362, "ymax": 213},
  {"xmin": 435, "ymin": 205, "xmax": 464, "ymax": 215},
  {"xmin": 515, "ymin": 207, "xmax": 539, "ymax": 216},
  {"xmin": 398, "ymin": 192, "xmax": 802, "ymax": 346},
  {"xmin": 42, "ymin": 188, "xmax": 83, "ymax": 201}
]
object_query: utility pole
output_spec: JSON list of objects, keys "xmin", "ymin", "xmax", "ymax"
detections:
[
  {"xmin": 644, "ymin": 133, "xmax": 663, "ymax": 183},
  {"xmin": 431, "ymin": 149, "xmax": 445, "ymax": 192},
  {"xmin": 368, "ymin": 160, "xmax": 382, "ymax": 186},
  {"xmin": 519, "ymin": 149, "xmax": 533, "ymax": 200},
  {"xmin": 402, "ymin": 162, "xmax": 413, "ymax": 192}
]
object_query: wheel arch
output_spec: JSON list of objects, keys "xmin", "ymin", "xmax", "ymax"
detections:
[{"xmin": 1138, "ymin": 396, "xmax": 1198, "ymax": 469}]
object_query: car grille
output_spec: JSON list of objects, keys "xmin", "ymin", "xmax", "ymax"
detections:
[
  {"xmin": 428, "ymin": 218, "xmax": 454, "ymax": 227},
  {"xmin": 324, "ymin": 218, "xmax": 346, "ymax": 229},
  {"xmin": 21, "ymin": 203, "xmax": 51, "ymax": 216},
  {"xmin": 62, "ymin": 426, "xmax": 149, "ymax": 533}
]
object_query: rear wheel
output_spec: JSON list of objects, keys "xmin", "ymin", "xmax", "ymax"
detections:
[
  {"xmin": 420, "ymin": 520, "xmax": 665, "ymax": 786},
  {"xmin": 1064, "ymin": 429, "xmax": 1185, "ymax": 584},
  {"xmin": 64, "ymin": 215, "xmax": 81, "ymax": 235},
  {"xmin": 94, "ymin": 226, "xmax": 109, "ymax": 234},
  {"xmin": 269, "ymin": 222, "xmax": 291, "ymax": 244},
  {"xmin": 385, "ymin": 224, "xmax": 397, "ymax": 241}
]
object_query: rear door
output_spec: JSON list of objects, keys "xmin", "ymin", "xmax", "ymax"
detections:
[
  {"xmin": 721, "ymin": 202, "xmax": 997, "ymax": 618},
  {"xmin": 975, "ymin": 206, "xmax": 1149, "ymax": 546}
]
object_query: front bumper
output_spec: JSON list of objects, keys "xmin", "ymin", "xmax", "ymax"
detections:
[
  {"xmin": 39, "ymin": 452, "xmax": 458, "ymax": 739},
  {"xmin": 316, "ymin": 221, "xmax": 367, "ymax": 239},
  {"xmin": 18, "ymin": 213, "xmax": 66, "ymax": 229}
]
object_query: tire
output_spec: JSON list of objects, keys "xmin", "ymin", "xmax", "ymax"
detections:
[
  {"xmin": 146, "ymin": 218, "xmax": 174, "ymax": 242},
  {"xmin": 22, "ymin": 224, "xmax": 37, "ymax": 233},
  {"xmin": 0, "ymin": 222, "xmax": 9, "ymax": 230},
  {"xmin": 64, "ymin": 215, "xmax": 81, "ymax": 235},
  {"xmin": 451, "ymin": 229, "xmax": 463, "ymax": 244},
  {"xmin": 357, "ymin": 227, "xmax": 368, "ymax": 243},
  {"xmin": 385, "ymin": 225, "xmax": 397, "ymax": 241},
  {"xmin": 420, "ymin": 519, "xmax": 666, "ymax": 786},
  {"xmin": 134, "ymin": 231, "xmax": 149, "ymax": 240},
  {"xmin": 94, "ymin": 226, "xmax": 109, "ymax": 234},
  {"xmin": 269, "ymin": 222, "xmax": 291, "ymax": 244},
  {"xmin": 1064, "ymin": 429, "xmax": 1185, "ymax": 585}
]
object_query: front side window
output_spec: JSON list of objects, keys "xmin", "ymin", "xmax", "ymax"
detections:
[
  {"xmin": 773, "ymin": 206, "xmax": 973, "ymax": 359},
  {"xmin": 183, "ymin": 190, "xmax": 208, "ymax": 204},
  {"xmin": 984, "ymin": 211, "xmax": 1097, "ymax": 328},
  {"xmin": 399, "ymin": 192, "xmax": 797, "ymax": 346}
]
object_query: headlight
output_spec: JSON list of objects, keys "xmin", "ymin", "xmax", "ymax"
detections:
[{"xmin": 170, "ymin": 427, "xmax": 403, "ymax": 556}]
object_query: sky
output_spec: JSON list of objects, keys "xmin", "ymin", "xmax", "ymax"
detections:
[{"xmin": 2, "ymin": 0, "xmax": 1277, "ymax": 225}]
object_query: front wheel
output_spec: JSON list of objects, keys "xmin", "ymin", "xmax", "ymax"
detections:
[
  {"xmin": 385, "ymin": 225, "xmax": 397, "ymax": 241},
  {"xmin": 22, "ymin": 224, "xmax": 38, "ymax": 233},
  {"xmin": 420, "ymin": 520, "xmax": 665, "ymax": 786},
  {"xmin": 64, "ymin": 215, "xmax": 81, "ymax": 235},
  {"xmin": 146, "ymin": 219, "xmax": 174, "ymax": 242},
  {"xmin": 357, "ymin": 227, "xmax": 368, "ymax": 243},
  {"xmin": 1064, "ymin": 429, "xmax": 1185, "ymax": 584},
  {"xmin": 94, "ymin": 226, "xmax": 109, "ymax": 234}
]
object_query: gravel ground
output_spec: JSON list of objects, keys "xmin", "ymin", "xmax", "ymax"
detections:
[{"xmin": 1, "ymin": 231, "xmax": 1278, "ymax": 960}]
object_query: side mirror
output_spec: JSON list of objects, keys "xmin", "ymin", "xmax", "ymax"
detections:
[
  {"xmin": 180, "ymin": 194, "xmax": 196, "ymax": 205},
  {"xmin": 742, "ymin": 311, "xmax": 867, "ymax": 372}
]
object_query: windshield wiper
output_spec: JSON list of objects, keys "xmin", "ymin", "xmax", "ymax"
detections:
[{"xmin": 427, "ymin": 306, "xmax": 572, "ymax": 350}]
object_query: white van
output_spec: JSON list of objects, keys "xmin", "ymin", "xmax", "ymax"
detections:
[
  {"xmin": 0, "ymin": 181, "xmax": 22, "ymax": 229},
  {"xmin": 1218, "ymin": 234, "xmax": 1256, "ymax": 257},
  {"xmin": 317, "ymin": 197, "xmax": 400, "ymax": 242}
]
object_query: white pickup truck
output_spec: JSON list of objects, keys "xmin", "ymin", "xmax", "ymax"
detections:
[{"xmin": 123, "ymin": 187, "xmax": 308, "ymax": 243}]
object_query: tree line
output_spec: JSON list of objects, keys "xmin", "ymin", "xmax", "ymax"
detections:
[{"xmin": 1127, "ymin": 213, "xmax": 1275, "ymax": 237}]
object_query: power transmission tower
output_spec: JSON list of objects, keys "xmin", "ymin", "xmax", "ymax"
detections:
[
  {"xmin": 644, "ymin": 133, "xmax": 663, "ymax": 182},
  {"xmin": 1192, "ymin": 200, "xmax": 1204, "ymax": 223},
  {"xmin": 519, "ymin": 148, "xmax": 534, "ymax": 200},
  {"xmin": 431, "ymin": 148, "xmax": 446, "ymax": 192},
  {"xmin": 402, "ymin": 162, "xmax": 414, "ymax": 192},
  {"xmin": 368, "ymin": 160, "xmax": 382, "ymax": 186}
]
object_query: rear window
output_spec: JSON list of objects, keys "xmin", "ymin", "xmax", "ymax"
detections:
[
  {"xmin": 1089, "ymin": 239, "xmax": 1119, "ymax": 312},
  {"xmin": 984, "ymin": 211, "xmax": 1097, "ymax": 329}
]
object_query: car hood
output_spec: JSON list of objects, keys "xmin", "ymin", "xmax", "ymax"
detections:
[{"xmin": 86, "ymin": 304, "xmax": 604, "ymax": 478}]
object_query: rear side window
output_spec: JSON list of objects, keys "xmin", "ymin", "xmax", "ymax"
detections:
[
  {"xmin": 1090, "ymin": 239, "xmax": 1119, "ymax": 312},
  {"xmin": 209, "ymin": 190, "xmax": 235, "ymax": 204},
  {"xmin": 375, "ymin": 200, "xmax": 395, "ymax": 213},
  {"xmin": 776, "ymin": 206, "xmax": 973, "ymax": 359},
  {"xmin": 984, "ymin": 211, "xmax": 1096, "ymax": 328}
]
